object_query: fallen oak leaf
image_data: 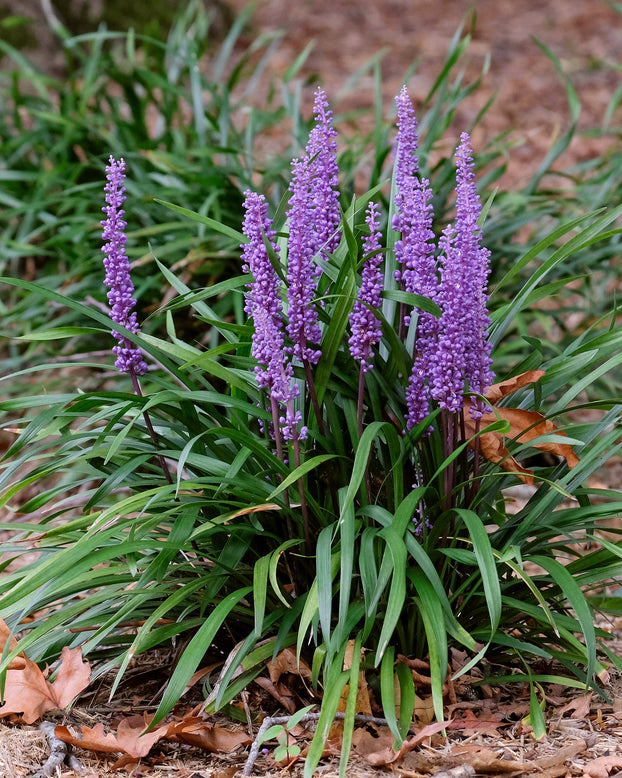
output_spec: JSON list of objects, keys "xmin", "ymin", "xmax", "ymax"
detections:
[
  {"xmin": 0, "ymin": 617, "xmax": 26, "ymax": 671},
  {"xmin": 115, "ymin": 714, "xmax": 171, "ymax": 758},
  {"xmin": 266, "ymin": 647, "xmax": 312, "ymax": 685},
  {"xmin": 464, "ymin": 370, "xmax": 579, "ymax": 485},
  {"xmin": 254, "ymin": 676, "xmax": 297, "ymax": 713},
  {"xmin": 165, "ymin": 716, "xmax": 252, "ymax": 752},
  {"xmin": 54, "ymin": 723, "xmax": 121, "ymax": 755},
  {"xmin": 0, "ymin": 646, "xmax": 91, "ymax": 725},
  {"xmin": 55, "ymin": 713, "xmax": 171, "ymax": 770},
  {"xmin": 464, "ymin": 407, "xmax": 579, "ymax": 485},
  {"xmin": 362, "ymin": 720, "xmax": 449, "ymax": 766},
  {"xmin": 583, "ymin": 755, "xmax": 622, "ymax": 778},
  {"xmin": 482, "ymin": 370, "xmax": 545, "ymax": 405}
]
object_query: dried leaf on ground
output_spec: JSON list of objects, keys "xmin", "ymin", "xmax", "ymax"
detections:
[
  {"xmin": 164, "ymin": 716, "xmax": 252, "ymax": 751},
  {"xmin": 266, "ymin": 647, "xmax": 312, "ymax": 685},
  {"xmin": 583, "ymin": 755, "xmax": 622, "ymax": 778},
  {"xmin": 446, "ymin": 709, "xmax": 508, "ymax": 734},
  {"xmin": 56, "ymin": 711, "xmax": 251, "ymax": 768},
  {"xmin": 556, "ymin": 693, "xmax": 592, "ymax": 719},
  {"xmin": 463, "ymin": 369, "xmax": 579, "ymax": 484},
  {"xmin": 0, "ymin": 618, "xmax": 26, "ymax": 670},
  {"xmin": 0, "ymin": 645, "xmax": 90, "ymax": 724},
  {"xmin": 360, "ymin": 720, "xmax": 449, "ymax": 766}
]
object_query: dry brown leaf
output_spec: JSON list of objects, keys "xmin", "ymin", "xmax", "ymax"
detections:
[
  {"xmin": 0, "ymin": 646, "xmax": 90, "ymax": 724},
  {"xmin": 362, "ymin": 720, "xmax": 449, "ymax": 766},
  {"xmin": 462, "ymin": 369, "xmax": 579, "ymax": 484},
  {"xmin": 444, "ymin": 744, "xmax": 528, "ymax": 773},
  {"xmin": 483, "ymin": 370, "xmax": 545, "ymax": 404},
  {"xmin": 56, "ymin": 713, "xmax": 171, "ymax": 769},
  {"xmin": 535, "ymin": 739, "xmax": 587, "ymax": 769},
  {"xmin": 266, "ymin": 647, "xmax": 312, "ymax": 685},
  {"xmin": 583, "ymin": 755, "xmax": 622, "ymax": 778},
  {"xmin": 56, "ymin": 712, "xmax": 251, "ymax": 767},
  {"xmin": 446, "ymin": 709, "xmax": 508, "ymax": 734},
  {"xmin": 556, "ymin": 693, "xmax": 592, "ymax": 719},
  {"xmin": 0, "ymin": 618, "xmax": 26, "ymax": 671},
  {"xmin": 464, "ymin": 407, "xmax": 580, "ymax": 485},
  {"xmin": 351, "ymin": 726, "xmax": 396, "ymax": 759},
  {"xmin": 165, "ymin": 716, "xmax": 252, "ymax": 752},
  {"xmin": 54, "ymin": 722, "xmax": 124, "ymax": 754}
]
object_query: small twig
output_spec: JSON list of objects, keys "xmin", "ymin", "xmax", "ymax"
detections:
[
  {"xmin": 33, "ymin": 721, "xmax": 84, "ymax": 778},
  {"xmin": 242, "ymin": 711, "xmax": 397, "ymax": 775}
]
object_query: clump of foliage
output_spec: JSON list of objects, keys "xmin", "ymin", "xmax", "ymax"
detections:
[{"xmin": 1, "ymin": 71, "xmax": 622, "ymax": 777}]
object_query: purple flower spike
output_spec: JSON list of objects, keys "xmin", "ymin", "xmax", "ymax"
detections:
[
  {"xmin": 429, "ymin": 224, "xmax": 468, "ymax": 413},
  {"xmin": 392, "ymin": 88, "xmax": 438, "ymax": 429},
  {"xmin": 242, "ymin": 191, "xmax": 304, "ymax": 440},
  {"xmin": 349, "ymin": 202, "xmax": 383, "ymax": 372},
  {"xmin": 307, "ymin": 87, "xmax": 341, "ymax": 259},
  {"xmin": 392, "ymin": 87, "xmax": 436, "ymax": 306},
  {"xmin": 286, "ymin": 156, "xmax": 323, "ymax": 364},
  {"xmin": 101, "ymin": 156, "xmax": 147, "ymax": 376},
  {"xmin": 394, "ymin": 86, "xmax": 419, "ymax": 201},
  {"xmin": 454, "ymin": 133, "xmax": 494, "ymax": 417},
  {"xmin": 428, "ymin": 134, "xmax": 493, "ymax": 416}
]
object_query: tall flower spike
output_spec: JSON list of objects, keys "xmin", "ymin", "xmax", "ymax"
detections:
[
  {"xmin": 454, "ymin": 132, "xmax": 494, "ymax": 417},
  {"xmin": 428, "ymin": 134, "xmax": 493, "ymax": 415},
  {"xmin": 242, "ymin": 191, "xmax": 304, "ymax": 440},
  {"xmin": 101, "ymin": 156, "xmax": 147, "ymax": 376},
  {"xmin": 392, "ymin": 88, "xmax": 438, "ymax": 429},
  {"xmin": 349, "ymin": 202, "xmax": 383, "ymax": 372},
  {"xmin": 307, "ymin": 86, "xmax": 341, "ymax": 259},
  {"xmin": 286, "ymin": 156, "xmax": 323, "ymax": 364}
]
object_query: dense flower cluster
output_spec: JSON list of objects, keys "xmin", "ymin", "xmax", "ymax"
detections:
[
  {"xmin": 242, "ymin": 191, "xmax": 304, "ymax": 440},
  {"xmin": 286, "ymin": 156, "xmax": 323, "ymax": 364},
  {"xmin": 241, "ymin": 87, "xmax": 493, "ymax": 445},
  {"xmin": 429, "ymin": 134, "xmax": 494, "ymax": 415},
  {"xmin": 348, "ymin": 202, "xmax": 383, "ymax": 371},
  {"xmin": 307, "ymin": 87, "xmax": 341, "ymax": 259},
  {"xmin": 286, "ymin": 87, "xmax": 340, "ymax": 365},
  {"xmin": 101, "ymin": 156, "xmax": 148, "ymax": 376}
]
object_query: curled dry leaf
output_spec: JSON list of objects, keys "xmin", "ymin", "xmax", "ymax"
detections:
[
  {"xmin": 482, "ymin": 370, "xmax": 545, "ymax": 405},
  {"xmin": 0, "ymin": 645, "xmax": 91, "ymax": 725},
  {"xmin": 55, "ymin": 712, "xmax": 252, "ymax": 768},
  {"xmin": 464, "ymin": 370, "xmax": 579, "ymax": 485},
  {"xmin": 266, "ymin": 647, "xmax": 312, "ymax": 685}
]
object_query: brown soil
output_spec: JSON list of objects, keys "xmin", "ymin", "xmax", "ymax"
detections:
[{"xmin": 229, "ymin": 0, "xmax": 622, "ymax": 190}]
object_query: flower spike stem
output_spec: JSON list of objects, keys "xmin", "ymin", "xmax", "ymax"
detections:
[{"xmin": 129, "ymin": 369, "xmax": 173, "ymax": 486}]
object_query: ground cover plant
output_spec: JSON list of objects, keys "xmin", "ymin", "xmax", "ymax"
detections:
[{"xmin": 1, "ymin": 6, "xmax": 622, "ymax": 777}]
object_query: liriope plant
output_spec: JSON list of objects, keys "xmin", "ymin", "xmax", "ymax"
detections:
[{"xmin": 0, "ymin": 84, "xmax": 621, "ymax": 778}]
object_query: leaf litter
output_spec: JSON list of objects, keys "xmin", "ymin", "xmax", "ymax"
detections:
[{"xmin": 2, "ymin": 615, "xmax": 622, "ymax": 777}]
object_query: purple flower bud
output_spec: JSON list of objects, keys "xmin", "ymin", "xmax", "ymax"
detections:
[
  {"xmin": 429, "ymin": 224, "xmax": 468, "ymax": 413},
  {"xmin": 348, "ymin": 202, "xmax": 383, "ymax": 372},
  {"xmin": 101, "ymin": 156, "xmax": 147, "ymax": 376}
]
